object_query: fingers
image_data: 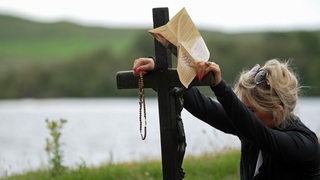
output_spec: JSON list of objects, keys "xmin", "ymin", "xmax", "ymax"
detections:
[
  {"xmin": 206, "ymin": 61, "xmax": 222, "ymax": 85},
  {"xmin": 205, "ymin": 61, "xmax": 220, "ymax": 74},
  {"xmin": 154, "ymin": 33, "xmax": 170, "ymax": 47},
  {"xmin": 133, "ymin": 57, "xmax": 155, "ymax": 76},
  {"xmin": 195, "ymin": 61, "xmax": 207, "ymax": 80},
  {"xmin": 196, "ymin": 61, "xmax": 215, "ymax": 80},
  {"xmin": 195, "ymin": 61, "xmax": 222, "ymax": 85}
]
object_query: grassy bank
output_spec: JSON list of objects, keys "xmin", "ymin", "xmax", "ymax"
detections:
[{"xmin": 5, "ymin": 149, "xmax": 240, "ymax": 180}]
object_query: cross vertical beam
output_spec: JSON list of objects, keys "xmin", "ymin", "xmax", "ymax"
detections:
[{"xmin": 152, "ymin": 8, "xmax": 179, "ymax": 180}]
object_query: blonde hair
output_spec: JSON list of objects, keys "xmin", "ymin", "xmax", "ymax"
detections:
[{"xmin": 234, "ymin": 59, "xmax": 299, "ymax": 127}]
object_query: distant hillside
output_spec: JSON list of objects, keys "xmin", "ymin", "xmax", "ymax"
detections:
[
  {"xmin": 0, "ymin": 14, "xmax": 319, "ymax": 98},
  {"xmin": 0, "ymin": 14, "xmax": 148, "ymax": 62}
]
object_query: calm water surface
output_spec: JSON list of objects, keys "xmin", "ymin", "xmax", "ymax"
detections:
[{"xmin": 0, "ymin": 97, "xmax": 319, "ymax": 176}]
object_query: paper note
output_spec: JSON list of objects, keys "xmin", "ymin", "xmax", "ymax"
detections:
[{"xmin": 149, "ymin": 7, "xmax": 210, "ymax": 88}]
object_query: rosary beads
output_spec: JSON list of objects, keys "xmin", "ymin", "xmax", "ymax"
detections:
[{"xmin": 138, "ymin": 71, "xmax": 147, "ymax": 140}]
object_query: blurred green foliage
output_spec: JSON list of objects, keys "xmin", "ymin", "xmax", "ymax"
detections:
[
  {"xmin": 0, "ymin": 14, "xmax": 319, "ymax": 98},
  {"xmin": 45, "ymin": 118, "xmax": 67, "ymax": 177}
]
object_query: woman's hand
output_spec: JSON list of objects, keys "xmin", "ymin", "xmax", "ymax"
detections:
[
  {"xmin": 132, "ymin": 57, "xmax": 155, "ymax": 76},
  {"xmin": 195, "ymin": 61, "xmax": 222, "ymax": 86}
]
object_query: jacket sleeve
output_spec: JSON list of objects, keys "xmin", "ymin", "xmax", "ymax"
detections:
[
  {"xmin": 212, "ymin": 80, "xmax": 319, "ymax": 163},
  {"xmin": 183, "ymin": 86, "xmax": 239, "ymax": 136}
]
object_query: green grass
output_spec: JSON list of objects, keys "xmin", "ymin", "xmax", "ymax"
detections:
[
  {"xmin": 0, "ymin": 33, "xmax": 138, "ymax": 63},
  {"xmin": 4, "ymin": 149, "xmax": 240, "ymax": 180}
]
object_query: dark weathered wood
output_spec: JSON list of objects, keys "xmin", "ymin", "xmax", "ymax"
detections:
[
  {"xmin": 152, "ymin": 8, "xmax": 172, "ymax": 70},
  {"xmin": 151, "ymin": 8, "xmax": 179, "ymax": 180},
  {"xmin": 116, "ymin": 69, "xmax": 214, "ymax": 89}
]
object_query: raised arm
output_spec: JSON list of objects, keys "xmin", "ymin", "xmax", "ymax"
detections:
[
  {"xmin": 183, "ymin": 86, "xmax": 239, "ymax": 136},
  {"xmin": 212, "ymin": 78, "xmax": 319, "ymax": 162}
]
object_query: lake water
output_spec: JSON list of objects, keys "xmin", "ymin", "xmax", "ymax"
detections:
[{"xmin": 0, "ymin": 97, "xmax": 319, "ymax": 177}]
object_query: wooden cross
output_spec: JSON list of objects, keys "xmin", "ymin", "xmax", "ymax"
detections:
[{"xmin": 116, "ymin": 7, "xmax": 214, "ymax": 180}]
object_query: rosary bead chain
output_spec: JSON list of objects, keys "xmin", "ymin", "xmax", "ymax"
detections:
[{"xmin": 138, "ymin": 71, "xmax": 147, "ymax": 140}]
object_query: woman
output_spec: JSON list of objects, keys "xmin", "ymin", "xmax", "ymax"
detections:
[{"xmin": 132, "ymin": 57, "xmax": 320, "ymax": 179}]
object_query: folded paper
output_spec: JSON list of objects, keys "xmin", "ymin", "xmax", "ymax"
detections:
[{"xmin": 149, "ymin": 7, "xmax": 210, "ymax": 88}]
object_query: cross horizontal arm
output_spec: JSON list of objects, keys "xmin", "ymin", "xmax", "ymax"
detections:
[{"xmin": 116, "ymin": 69, "xmax": 215, "ymax": 89}]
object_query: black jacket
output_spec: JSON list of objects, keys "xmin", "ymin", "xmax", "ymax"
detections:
[{"xmin": 183, "ymin": 80, "xmax": 320, "ymax": 179}]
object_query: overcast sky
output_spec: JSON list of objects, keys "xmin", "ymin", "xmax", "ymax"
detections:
[{"xmin": 0, "ymin": 0, "xmax": 320, "ymax": 32}]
